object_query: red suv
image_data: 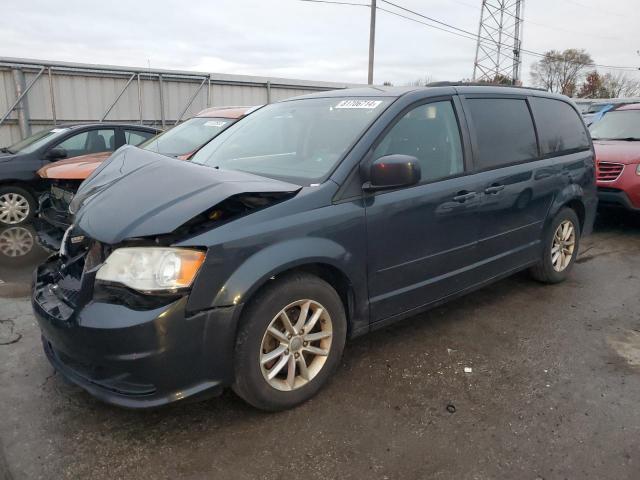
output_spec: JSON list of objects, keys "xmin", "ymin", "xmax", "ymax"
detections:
[{"xmin": 591, "ymin": 104, "xmax": 640, "ymax": 211}]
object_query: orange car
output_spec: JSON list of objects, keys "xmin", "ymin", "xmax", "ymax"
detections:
[{"xmin": 36, "ymin": 106, "xmax": 259, "ymax": 248}]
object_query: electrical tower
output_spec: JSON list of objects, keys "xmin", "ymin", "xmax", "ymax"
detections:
[{"xmin": 472, "ymin": 0, "xmax": 525, "ymax": 84}]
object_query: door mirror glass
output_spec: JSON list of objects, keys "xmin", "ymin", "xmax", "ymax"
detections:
[
  {"xmin": 364, "ymin": 154, "xmax": 421, "ymax": 191},
  {"xmin": 46, "ymin": 147, "xmax": 67, "ymax": 160}
]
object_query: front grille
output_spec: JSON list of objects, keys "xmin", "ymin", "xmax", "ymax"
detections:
[
  {"xmin": 34, "ymin": 236, "xmax": 105, "ymax": 321},
  {"xmin": 597, "ymin": 161, "xmax": 624, "ymax": 182}
]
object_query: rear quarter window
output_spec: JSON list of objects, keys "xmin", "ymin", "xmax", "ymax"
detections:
[
  {"xmin": 466, "ymin": 98, "xmax": 538, "ymax": 170},
  {"xmin": 530, "ymin": 97, "xmax": 590, "ymax": 155}
]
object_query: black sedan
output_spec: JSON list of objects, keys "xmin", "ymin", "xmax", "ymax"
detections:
[{"xmin": 0, "ymin": 123, "xmax": 160, "ymax": 225}]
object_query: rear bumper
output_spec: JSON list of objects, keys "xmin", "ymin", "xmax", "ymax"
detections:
[{"xmin": 32, "ymin": 255, "xmax": 241, "ymax": 409}]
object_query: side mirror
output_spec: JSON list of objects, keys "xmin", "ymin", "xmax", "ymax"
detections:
[
  {"xmin": 363, "ymin": 154, "xmax": 421, "ymax": 192},
  {"xmin": 46, "ymin": 147, "xmax": 67, "ymax": 160}
]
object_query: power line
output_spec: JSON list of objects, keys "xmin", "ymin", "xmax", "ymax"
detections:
[
  {"xmin": 380, "ymin": 0, "xmax": 482, "ymax": 39},
  {"xmin": 297, "ymin": 0, "xmax": 640, "ymax": 72},
  {"xmin": 376, "ymin": 0, "xmax": 639, "ymax": 72},
  {"xmin": 449, "ymin": 0, "xmax": 625, "ymax": 43},
  {"xmin": 377, "ymin": 7, "xmax": 478, "ymax": 42}
]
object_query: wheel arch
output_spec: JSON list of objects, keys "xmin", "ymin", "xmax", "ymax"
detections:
[
  {"xmin": 547, "ymin": 185, "xmax": 587, "ymax": 234},
  {"xmin": 564, "ymin": 198, "xmax": 586, "ymax": 233},
  {"xmin": 204, "ymin": 238, "xmax": 366, "ymax": 337},
  {"xmin": 0, "ymin": 180, "xmax": 38, "ymax": 196}
]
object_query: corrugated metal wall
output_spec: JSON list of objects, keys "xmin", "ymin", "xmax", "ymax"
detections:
[{"xmin": 0, "ymin": 58, "xmax": 357, "ymax": 146}]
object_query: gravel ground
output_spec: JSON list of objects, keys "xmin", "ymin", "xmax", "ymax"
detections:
[{"xmin": 1, "ymin": 212, "xmax": 639, "ymax": 480}]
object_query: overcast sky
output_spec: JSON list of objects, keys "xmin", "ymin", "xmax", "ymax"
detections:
[{"xmin": 1, "ymin": 0, "xmax": 639, "ymax": 86}]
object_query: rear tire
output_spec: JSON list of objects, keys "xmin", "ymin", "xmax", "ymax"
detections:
[
  {"xmin": 530, "ymin": 207, "xmax": 580, "ymax": 284},
  {"xmin": 0, "ymin": 186, "xmax": 36, "ymax": 226},
  {"xmin": 232, "ymin": 272, "xmax": 347, "ymax": 411}
]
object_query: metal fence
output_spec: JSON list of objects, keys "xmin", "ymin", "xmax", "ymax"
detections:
[{"xmin": 0, "ymin": 57, "xmax": 357, "ymax": 146}]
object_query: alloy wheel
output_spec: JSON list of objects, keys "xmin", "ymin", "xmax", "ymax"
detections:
[
  {"xmin": 551, "ymin": 220, "xmax": 576, "ymax": 272},
  {"xmin": 260, "ymin": 299, "xmax": 333, "ymax": 391},
  {"xmin": 0, "ymin": 193, "xmax": 30, "ymax": 225}
]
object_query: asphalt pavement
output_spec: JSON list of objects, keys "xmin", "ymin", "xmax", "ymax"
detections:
[{"xmin": 1, "ymin": 212, "xmax": 639, "ymax": 479}]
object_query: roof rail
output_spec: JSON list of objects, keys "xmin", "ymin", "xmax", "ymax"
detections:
[{"xmin": 426, "ymin": 81, "xmax": 548, "ymax": 92}]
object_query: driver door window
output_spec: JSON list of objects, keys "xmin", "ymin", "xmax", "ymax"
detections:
[{"xmin": 373, "ymin": 101, "xmax": 464, "ymax": 183}]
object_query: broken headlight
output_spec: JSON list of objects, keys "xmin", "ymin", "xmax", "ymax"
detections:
[{"xmin": 96, "ymin": 247, "xmax": 205, "ymax": 293}]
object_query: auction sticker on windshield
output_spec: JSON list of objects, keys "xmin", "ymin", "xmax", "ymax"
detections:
[
  {"xmin": 204, "ymin": 120, "xmax": 228, "ymax": 128},
  {"xmin": 335, "ymin": 100, "xmax": 383, "ymax": 109}
]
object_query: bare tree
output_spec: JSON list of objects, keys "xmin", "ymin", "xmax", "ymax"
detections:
[
  {"xmin": 599, "ymin": 72, "xmax": 640, "ymax": 98},
  {"xmin": 577, "ymin": 71, "xmax": 640, "ymax": 98},
  {"xmin": 530, "ymin": 49, "xmax": 593, "ymax": 96}
]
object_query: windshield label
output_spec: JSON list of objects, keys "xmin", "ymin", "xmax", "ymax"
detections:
[
  {"xmin": 204, "ymin": 120, "xmax": 228, "ymax": 128},
  {"xmin": 335, "ymin": 100, "xmax": 383, "ymax": 109},
  {"xmin": 50, "ymin": 128, "xmax": 68, "ymax": 133}
]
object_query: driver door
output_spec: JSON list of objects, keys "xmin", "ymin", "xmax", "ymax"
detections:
[{"xmin": 364, "ymin": 98, "xmax": 484, "ymax": 323}]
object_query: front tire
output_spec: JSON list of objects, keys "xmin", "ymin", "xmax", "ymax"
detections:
[
  {"xmin": 233, "ymin": 272, "xmax": 347, "ymax": 411},
  {"xmin": 530, "ymin": 207, "xmax": 580, "ymax": 284},
  {"xmin": 0, "ymin": 186, "xmax": 36, "ymax": 226}
]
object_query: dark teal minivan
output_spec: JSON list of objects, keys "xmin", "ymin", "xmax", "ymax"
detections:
[{"xmin": 33, "ymin": 85, "xmax": 597, "ymax": 411}]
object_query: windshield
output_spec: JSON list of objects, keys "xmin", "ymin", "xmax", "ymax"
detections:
[
  {"xmin": 141, "ymin": 117, "xmax": 236, "ymax": 157},
  {"xmin": 5, "ymin": 128, "xmax": 70, "ymax": 154},
  {"xmin": 590, "ymin": 110, "xmax": 640, "ymax": 140},
  {"xmin": 190, "ymin": 97, "xmax": 392, "ymax": 184}
]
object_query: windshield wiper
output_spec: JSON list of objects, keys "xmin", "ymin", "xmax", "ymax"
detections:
[
  {"xmin": 619, "ymin": 137, "xmax": 640, "ymax": 141},
  {"xmin": 0, "ymin": 147, "xmax": 13, "ymax": 153}
]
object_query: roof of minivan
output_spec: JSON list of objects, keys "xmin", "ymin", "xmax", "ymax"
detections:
[{"xmin": 288, "ymin": 85, "xmax": 569, "ymax": 101}]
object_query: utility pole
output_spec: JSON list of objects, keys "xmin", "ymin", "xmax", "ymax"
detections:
[{"xmin": 368, "ymin": 0, "xmax": 376, "ymax": 85}]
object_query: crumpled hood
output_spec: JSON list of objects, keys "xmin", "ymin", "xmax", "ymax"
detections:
[
  {"xmin": 72, "ymin": 146, "xmax": 300, "ymax": 244},
  {"xmin": 594, "ymin": 141, "xmax": 640, "ymax": 165}
]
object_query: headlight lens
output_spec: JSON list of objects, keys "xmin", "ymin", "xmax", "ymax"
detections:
[{"xmin": 96, "ymin": 247, "xmax": 205, "ymax": 292}]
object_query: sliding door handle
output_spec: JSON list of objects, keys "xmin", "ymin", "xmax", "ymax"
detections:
[
  {"xmin": 453, "ymin": 192, "xmax": 476, "ymax": 203},
  {"xmin": 484, "ymin": 185, "xmax": 505, "ymax": 194}
]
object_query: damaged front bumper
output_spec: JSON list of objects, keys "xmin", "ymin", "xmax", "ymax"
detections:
[
  {"xmin": 34, "ymin": 193, "xmax": 72, "ymax": 251},
  {"xmin": 32, "ymin": 254, "xmax": 241, "ymax": 408}
]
